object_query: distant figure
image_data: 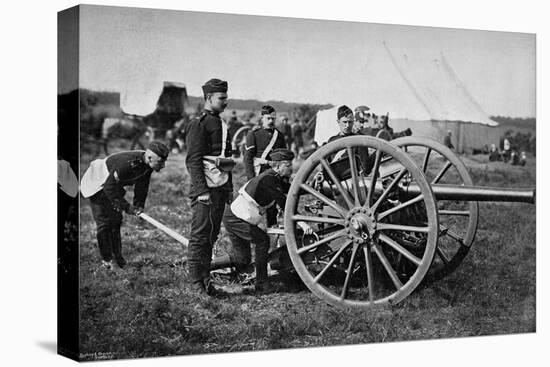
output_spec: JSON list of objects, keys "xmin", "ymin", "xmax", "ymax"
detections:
[
  {"xmin": 444, "ymin": 130, "xmax": 454, "ymax": 150},
  {"xmin": 227, "ymin": 110, "xmax": 243, "ymax": 139},
  {"xmin": 489, "ymin": 143, "xmax": 500, "ymax": 162},
  {"xmin": 502, "ymin": 135, "xmax": 512, "ymax": 162},
  {"xmin": 278, "ymin": 115, "xmax": 293, "ymax": 149},
  {"xmin": 353, "ymin": 105, "xmax": 370, "ymax": 134},
  {"xmin": 291, "ymin": 118, "xmax": 304, "ymax": 156}
]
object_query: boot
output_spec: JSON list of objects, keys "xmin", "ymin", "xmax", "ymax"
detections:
[
  {"xmin": 96, "ymin": 230, "xmax": 113, "ymax": 262},
  {"xmin": 254, "ymin": 247, "xmax": 271, "ymax": 294},
  {"xmin": 210, "ymin": 253, "xmax": 233, "ymax": 271},
  {"xmin": 111, "ymin": 229, "xmax": 126, "ymax": 268}
]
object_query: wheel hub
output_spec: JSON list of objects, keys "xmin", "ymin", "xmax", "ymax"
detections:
[{"xmin": 345, "ymin": 207, "xmax": 377, "ymax": 241}]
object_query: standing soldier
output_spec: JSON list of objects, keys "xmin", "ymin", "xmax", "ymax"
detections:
[
  {"xmin": 278, "ymin": 115, "xmax": 293, "ymax": 150},
  {"xmin": 291, "ymin": 118, "xmax": 304, "ymax": 156},
  {"xmin": 244, "ymin": 105, "xmax": 287, "ymax": 180},
  {"xmin": 185, "ymin": 78, "xmax": 234, "ymax": 295},
  {"xmin": 80, "ymin": 141, "xmax": 169, "ymax": 269},
  {"xmin": 444, "ymin": 130, "xmax": 455, "ymax": 150},
  {"xmin": 210, "ymin": 148, "xmax": 313, "ymax": 293}
]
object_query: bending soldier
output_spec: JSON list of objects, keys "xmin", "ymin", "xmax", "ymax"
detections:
[
  {"xmin": 244, "ymin": 105, "xmax": 287, "ymax": 180},
  {"xmin": 80, "ymin": 141, "xmax": 169, "ymax": 269},
  {"xmin": 184, "ymin": 78, "xmax": 234, "ymax": 295},
  {"xmin": 211, "ymin": 148, "xmax": 312, "ymax": 293}
]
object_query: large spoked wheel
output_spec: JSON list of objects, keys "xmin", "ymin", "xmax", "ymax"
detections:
[
  {"xmin": 284, "ymin": 136, "xmax": 439, "ymax": 308},
  {"xmin": 393, "ymin": 137, "xmax": 479, "ymax": 282},
  {"xmin": 231, "ymin": 126, "xmax": 251, "ymax": 158}
]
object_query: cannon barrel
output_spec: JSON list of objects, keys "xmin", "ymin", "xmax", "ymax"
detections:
[
  {"xmin": 405, "ymin": 184, "xmax": 536, "ymax": 204},
  {"xmin": 320, "ymin": 179, "xmax": 535, "ymax": 204}
]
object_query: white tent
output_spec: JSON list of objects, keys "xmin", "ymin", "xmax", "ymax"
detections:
[{"xmin": 315, "ymin": 44, "xmax": 507, "ymax": 153}]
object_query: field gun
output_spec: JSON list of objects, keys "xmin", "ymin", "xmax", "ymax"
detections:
[{"xmin": 276, "ymin": 135, "xmax": 535, "ymax": 308}]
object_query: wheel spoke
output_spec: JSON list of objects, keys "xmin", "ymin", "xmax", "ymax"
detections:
[
  {"xmin": 313, "ymin": 240, "xmax": 352, "ymax": 283},
  {"xmin": 421, "ymin": 148, "xmax": 432, "ymax": 172},
  {"xmin": 436, "ymin": 246, "xmax": 450, "ymax": 265},
  {"xmin": 439, "ymin": 224, "xmax": 466, "ymax": 246},
  {"xmin": 371, "ymin": 167, "xmax": 408, "ymax": 212},
  {"xmin": 372, "ymin": 244, "xmax": 403, "ymax": 290},
  {"xmin": 377, "ymin": 194, "xmax": 425, "ymax": 221},
  {"xmin": 292, "ymin": 214, "xmax": 346, "ymax": 226},
  {"xmin": 363, "ymin": 245, "xmax": 375, "ymax": 303},
  {"xmin": 297, "ymin": 229, "xmax": 348, "ymax": 254},
  {"xmin": 340, "ymin": 242, "xmax": 360, "ymax": 300},
  {"xmin": 432, "ymin": 160, "xmax": 453, "ymax": 184},
  {"xmin": 377, "ymin": 223, "xmax": 431, "ymax": 233},
  {"xmin": 299, "ymin": 183, "xmax": 347, "ymax": 218},
  {"xmin": 367, "ymin": 149, "xmax": 382, "ymax": 206},
  {"xmin": 347, "ymin": 147, "xmax": 361, "ymax": 206},
  {"xmin": 320, "ymin": 158, "xmax": 354, "ymax": 209},
  {"xmin": 379, "ymin": 234, "xmax": 422, "ymax": 266}
]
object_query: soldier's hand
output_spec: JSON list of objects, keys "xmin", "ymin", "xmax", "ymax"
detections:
[
  {"xmin": 134, "ymin": 206, "xmax": 144, "ymax": 216},
  {"xmin": 226, "ymin": 192, "xmax": 234, "ymax": 204},
  {"xmin": 257, "ymin": 221, "xmax": 267, "ymax": 232},
  {"xmin": 297, "ymin": 221, "xmax": 314, "ymax": 235},
  {"xmin": 197, "ymin": 193, "xmax": 211, "ymax": 205},
  {"xmin": 125, "ymin": 205, "xmax": 137, "ymax": 215}
]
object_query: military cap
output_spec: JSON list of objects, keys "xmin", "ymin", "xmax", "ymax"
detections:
[
  {"xmin": 261, "ymin": 105, "xmax": 276, "ymax": 115},
  {"xmin": 354, "ymin": 105, "xmax": 371, "ymax": 120},
  {"xmin": 270, "ymin": 148, "xmax": 295, "ymax": 161},
  {"xmin": 202, "ymin": 78, "xmax": 228, "ymax": 95},
  {"xmin": 147, "ymin": 141, "xmax": 170, "ymax": 160},
  {"xmin": 337, "ymin": 105, "xmax": 354, "ymax": 120}
]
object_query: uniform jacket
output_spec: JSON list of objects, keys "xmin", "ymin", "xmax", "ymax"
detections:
[
  {"xmin": 185, "ymin": 109, "xmax": 233, "ymax": 198},
  {"xmin": 244, "ymin": 127, "xmax": 286, "ymax": 179},
  {"xmin": 232, "ymin": 169, "xmax": 290, "ymax": 226},
  {"xmin": 83, "ymin": 151, "xmax": 153, "ymax": 212}
]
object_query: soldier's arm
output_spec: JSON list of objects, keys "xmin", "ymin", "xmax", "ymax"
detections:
[
  {"xmin": 244, "ymin": 131, "xmax": 256, "ymax": 180},
  {"xmin": 133, "ymin": 172, "xmax": 152, "ymax": 209},
  {"xmin": 185, "ymin": 119, "xmax": 210, "ymax": 197},
  {"xmin": 102, "ymin": 168, "xmax": 131, "ymax": 212}
]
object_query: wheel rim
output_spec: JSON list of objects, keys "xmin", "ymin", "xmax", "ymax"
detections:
[
  {"xmin": 393, "ymin": 136, "xmax": 479, "ymax": 281},
  {"xmin": 284, "ymin": 136, "xmax": 439, "ymax": 308}
]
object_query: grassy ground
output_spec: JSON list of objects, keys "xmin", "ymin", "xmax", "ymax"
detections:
[{"xmin": 78, "ymin": 147, "xmax": 535, "ymax": 361}]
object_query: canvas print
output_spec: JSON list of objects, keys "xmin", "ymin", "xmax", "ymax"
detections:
[{"xmin": 57, "ymin": 4, "xmax": 536, "ymax": 361}]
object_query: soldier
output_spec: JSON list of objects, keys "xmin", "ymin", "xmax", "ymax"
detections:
[
  {"xmin": 80, "ymin": 141, "xmax": 169, "ymax": 269},
  {"xmin": 353, "ymin": 105, "xmax": 370, "ymax": 134},
  {"xmin": 325, "ymin": 105, "xmax": 370, "ymax": 177},
  {"xmin": 444, "ymin": 130, "xmax": 454, "ymax": 150},
  {"xmin": 327, "ymin": 105, "xmax": 356, "ymax": 143},
  {"xmin": 291, "ymin": 118, "xmax": 304, "ymax": 156},
  {"xmin": 210, "ymin": 148, "xmax": 313, "ymax": 293},
  {"xmin": 244, "ymin": 105, "xmax": 287, "ymax": 180},
  {"xmin": 184, "ymin": 78, "xmax": 234, "ymax": 295},
  {"xmin": 278, "ymin": 115, "xmax": 293, "ymax": 150}
]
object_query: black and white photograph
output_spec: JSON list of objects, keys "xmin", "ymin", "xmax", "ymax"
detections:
[{"xmin": 3, "ymin": 1, "xmax": 547, "ymax": 366}]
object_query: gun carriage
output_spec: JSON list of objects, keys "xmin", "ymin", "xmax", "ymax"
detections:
[{"xmin": 262, "ymin": 135, "xmax": 535, "ymax": 308}]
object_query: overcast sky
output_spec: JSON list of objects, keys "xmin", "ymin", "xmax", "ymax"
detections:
[{"xmin": 75, "ymin": 5, "xmax": 535, "ymax": 118}]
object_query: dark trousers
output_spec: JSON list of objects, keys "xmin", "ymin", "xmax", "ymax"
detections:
[
  {"xmin": 187, "ymin": 189, "xmax": 229, "ymax": 286},
  {"xmin": 222, "ymin": 207, "xmax": 270, "ymax": 284},
  {"xmin": 89, "ymin": 191, "xmax": 123, "ymax": 262}
]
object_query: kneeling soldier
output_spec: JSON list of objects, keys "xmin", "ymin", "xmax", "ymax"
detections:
[
  {"xmin": 211, "ymin": 148, "xmax": 312, "ymax": 293},
  {"xmin": 80, "ymin": 141, "xmax": 169, "ymax": 269}
]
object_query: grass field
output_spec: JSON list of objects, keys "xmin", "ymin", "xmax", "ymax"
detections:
[{"xmin": 78, "ymin": 145, "xmax": 535, "ymax": 361}]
